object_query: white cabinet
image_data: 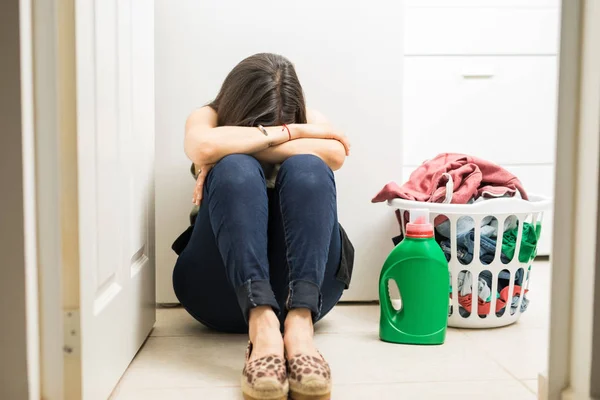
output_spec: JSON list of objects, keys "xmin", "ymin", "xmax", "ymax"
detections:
[
  {"xmin": 403, "ymin": 56, "xmax": 557, "ymax": 166},
  {"xmin": 405, "ymin": 7, "xmax": 559, "ymax": 55},
  {"xmin": 402, "ymin": 3, "xmax": 559, "ymax": 255}
]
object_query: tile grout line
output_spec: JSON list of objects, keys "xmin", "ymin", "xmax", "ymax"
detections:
[
  {"xmin": 112, "ymin": 379, "xmax": 537, "ymax": 400},
  {"xmin": 483, "ymin": 347, "xmax": 539, "ymax": 386},
  {"xmin": 446, "ymin": 335, "xmax": 539, "ymax": 397},
  {"xmin": 517, "ymin": 379, "xmax": 538, "ymax": 396},
  {"xmin": 458, "ymin": 327, "xmax": 545, "ymax": 381},
  {"xmin": 113, "ymin": 378, "xmax": 524, "ymax": 394}
]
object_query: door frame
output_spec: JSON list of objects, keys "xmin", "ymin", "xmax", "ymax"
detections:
[
  {"xmin": 545, "ymin": 0, "xmax": 600, "ymax": 399},
  {"xmin": 32, "ymin": 0, "xmax": 77, "ymax": 398},
  {"xmin": 26, "ymin": 0, "xmax": 600, "ymax": 399}
]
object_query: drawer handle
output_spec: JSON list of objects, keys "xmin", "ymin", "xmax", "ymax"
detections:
[{"xmin": 462, "ymin": 73, "xmax": 495, "ymax": 79}]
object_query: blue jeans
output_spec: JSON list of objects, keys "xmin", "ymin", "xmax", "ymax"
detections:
[{"xmin": 173, "ymin": 154, "xmax": 345, "ymax": 333}]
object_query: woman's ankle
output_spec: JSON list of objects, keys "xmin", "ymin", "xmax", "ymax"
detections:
[
  {"xmin": 248, "ymin": 306, "xmax": 284, "ymax": 359},
  {"xmin": 249, "ymin": 306, "xmax": 280, "ymax": 331},
  {"xmin": 283, "ymin": 308, "xmax": 319, "ymax": 357},
  {"xmin": 284, "ymin": 308, "xmax": 314, "ymax": 335}
]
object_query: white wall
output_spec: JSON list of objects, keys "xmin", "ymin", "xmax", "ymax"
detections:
[{"xmin": 155, "ymin": 0, "xmax": 404, "ymax": 302}]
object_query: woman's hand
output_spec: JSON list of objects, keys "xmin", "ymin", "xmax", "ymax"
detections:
[
  {"xmin": 192, "ymin": 164, "xmax": 214, "ymax": 206},
  {"xmin": 290, "ymin": 123, "xmax": 351, "ymax": 156}
]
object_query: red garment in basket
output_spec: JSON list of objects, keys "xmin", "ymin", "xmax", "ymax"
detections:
[
  {"xmin": 496, "ymin": 285, "xmax": 528, "ymax": 314},
  {"xmin": 456, "ymin": 293, "xmax": 491, "ymax": 316},
  {"xmin": 371, "ymin": 153, "xmax": 529, "ymax": 204}
]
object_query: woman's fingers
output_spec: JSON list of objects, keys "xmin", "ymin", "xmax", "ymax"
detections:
[
  {"xmin": 193, "ymin": 179, "xmax": 202, "ymax": 206},
  {"xmin": 341, "ymin": 136, "xmax": 351, "ymax": 156},
  {"xmin": 192, "ymin": 164, "xmax": 214, "ymax": 206},
  {"xmin": 193, "ymin": 172, "xmax": 205, "ymax": 206}
]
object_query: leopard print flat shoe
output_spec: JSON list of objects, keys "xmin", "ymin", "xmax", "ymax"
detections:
[
  {"xmin": 287, "ymin": 352, "xmax": 332, "ymax": 400},
  {"xmin": 241, "ymin": 342, "xmax": 289, "ymax": 400}
]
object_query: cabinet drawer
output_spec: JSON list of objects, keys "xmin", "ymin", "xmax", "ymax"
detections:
[
  {"xmin": 405, "ymin": 0, "xmax": 559, "ymax": 8},
  {"xmin": 403, "ymin": 56, "xmax": 557, "ymax": 166},
  {"xmin": 405, "ymin": 8, "xmax": 560, "ymax": 55}
]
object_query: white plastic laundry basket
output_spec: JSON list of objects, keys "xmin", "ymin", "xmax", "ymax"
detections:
[{"xmin": 388, "ymin": 195, "xmax": 552, "ymax": 329}]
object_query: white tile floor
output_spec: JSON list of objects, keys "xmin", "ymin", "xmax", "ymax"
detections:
[{"xmin": 110, "ymin": 261, "xmax": 550, "ymax": 400}]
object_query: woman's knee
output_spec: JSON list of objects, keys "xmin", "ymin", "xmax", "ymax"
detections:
[
  {"xmin": 278, "ymin": 154, "xmax": 334, "ymax": 191},
  {"xmin": 209, "ymin": 154, "xmax": 265, "ymax": 192}
]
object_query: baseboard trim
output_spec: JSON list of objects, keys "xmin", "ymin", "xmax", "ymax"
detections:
[
  {"xmin": 539, "ymin": 371, "xmax": 548, "ymax": 400},
  {"xmin": 562, "ymin": 388, "xmax": 600, "ymax": 400}
]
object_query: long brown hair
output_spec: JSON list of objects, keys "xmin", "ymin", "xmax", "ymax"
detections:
[{"xmin": 209, "ymin": 53, "xmax": 307, "ymax": 127}]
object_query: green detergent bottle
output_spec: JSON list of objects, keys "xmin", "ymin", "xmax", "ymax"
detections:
[{"xmin": 379, "ymin": 209, "xmax": 449, "ymax": 345}]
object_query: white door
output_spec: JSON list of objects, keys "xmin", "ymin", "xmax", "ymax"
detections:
[{"xmin": 75, "ymin": 0, "xmax": 155, "ymax": 399}]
